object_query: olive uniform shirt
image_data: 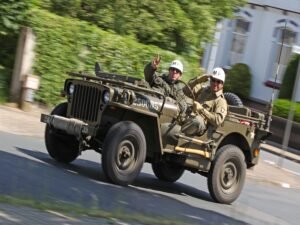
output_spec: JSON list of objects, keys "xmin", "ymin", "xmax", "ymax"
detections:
[
  {"xmin": 144, "ymin": 62, "xmax": 189, "ymax": 112},
  {"xmin": 187, "ymin": 77, "xmax": 228, "ymax": 127}
]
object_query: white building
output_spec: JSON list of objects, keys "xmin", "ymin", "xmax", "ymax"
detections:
[{"xmin": 202, "ymin": 0, "xmax": 300, "ymax": 103}]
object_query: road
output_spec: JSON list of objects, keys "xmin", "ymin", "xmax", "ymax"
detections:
[{"xmin": 0, "ymin": 131, "xmax": 299, "ymax": 225}]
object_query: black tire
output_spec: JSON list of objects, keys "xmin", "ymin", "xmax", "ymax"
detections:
[
  {"xmin": 152, "ymin": 161, "xmax": 185, "ymax": 183},
  {"xmin": 223, "ymin": 92, "xmax": 243, "ymax": 107},
  {"xmin": 45, "ymin": 102, "xmax": 79, "ymax": 163},
  {"xmin": 207, "ymin": 145, "xmax": 246, "ymax": 204},
  {"xmin": 102, "ymin": 121, "xmax": 146, "ymax": 186}
]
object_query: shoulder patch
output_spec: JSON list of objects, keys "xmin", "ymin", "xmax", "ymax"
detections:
[{"xmin": 154, "ymin": 77, "xmax": 163, "ymax": 85}]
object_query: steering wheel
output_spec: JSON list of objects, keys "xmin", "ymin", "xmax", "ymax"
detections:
[
  {"xmin": 174, "ymin": 80, "xmax": 196, "ymax": 115},
  {"xmin": 177, "ymin": 80, "xmax": 196, "ymax": 100}
]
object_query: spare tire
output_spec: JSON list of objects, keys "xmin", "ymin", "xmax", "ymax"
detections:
[{"xmin": 224, "ymin": 92, "xmax": 243, "ymax": 107}]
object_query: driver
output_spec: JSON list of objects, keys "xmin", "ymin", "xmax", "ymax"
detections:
[{"xmin": 144, "ymin": 55, "xmax": 190, "ymax": 113}]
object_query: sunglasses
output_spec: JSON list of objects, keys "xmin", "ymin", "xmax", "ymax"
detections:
[
  {"xmin": 211, "ymin": 78, "xmax": 223, "ymax": 84},
  {"xmin": 170, "ymin": 68, "xmax": 181, "ymax": 73}
]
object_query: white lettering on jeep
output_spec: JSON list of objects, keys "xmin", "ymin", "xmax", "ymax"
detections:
[{"xmin": 133, "ymin": 98, "xmax": 159, "ymax": 111}]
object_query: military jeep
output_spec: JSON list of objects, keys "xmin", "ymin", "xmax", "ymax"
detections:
[{"xmin": 40, "ymin": 64, "xmax": 271, "ymax": 204}]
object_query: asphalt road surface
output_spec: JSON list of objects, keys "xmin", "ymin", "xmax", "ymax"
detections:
[{"xmin": 0, "ymin": 131, "xmax": 299, "ymax": 225}]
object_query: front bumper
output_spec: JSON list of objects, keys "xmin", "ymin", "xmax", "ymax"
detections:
[{"xmin": 40, "ymin": 114, "xmax": 96, "ymax": 137}]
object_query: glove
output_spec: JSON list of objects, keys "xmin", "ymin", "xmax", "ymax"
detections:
[
  {"xmin": 193, "ymin": 101, "xmax": 203, "ymax": 112},
  {"xmin": 196, "ymin": 74, "xmax": 209, "ymax": 83}
]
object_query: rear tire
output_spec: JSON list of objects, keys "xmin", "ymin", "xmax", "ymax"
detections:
[
  {"xmin": 207, "ymin": 145, "xmax": 246, "ymax": 204},
  {"xmin": 45, "ymin": 102, "xmax": 79, "ymax": 163},
  {"xmin": 102, "ymin": 121, "xmax": 146, "ymax": 186},
  {"xmin": 152, "ymin": 161, "xmax": 185, "ymax": 183}
]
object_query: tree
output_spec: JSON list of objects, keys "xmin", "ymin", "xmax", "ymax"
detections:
[{"xmin": 224, "ymin": 63, "xmax": 252, "ymax": 99}]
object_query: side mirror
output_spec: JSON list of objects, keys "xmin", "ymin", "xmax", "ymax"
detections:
[{"xmin": 95, "ymin": 62, "xmax": 102, "ymax": 77}]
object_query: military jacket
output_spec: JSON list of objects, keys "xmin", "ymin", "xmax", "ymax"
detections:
[
  {"xmin": 144, "ymin": 62, "xmax": 189, "ymax": 112},
  {"xmin": 187, "ymin": 78, "xmax": 228, "ymax": 127}
]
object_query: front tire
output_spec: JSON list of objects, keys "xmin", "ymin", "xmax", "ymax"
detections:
[
  {"xmin": 45, "ymin": 102, "xmax": 79, "ymax": 163},
  {"xmin": 207, "ymin": 145, "xmax": 246, "ymax": 204},
  {"xmin": 152, "ymin": 161, "xmax": 185, "ymax": 182},
  {"xmin": 102, "ymin": 121, "xmax": 146, "ymax": 186}
]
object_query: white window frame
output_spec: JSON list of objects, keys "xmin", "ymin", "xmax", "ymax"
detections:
[
  {"xmin": 229, "ymin": 18, "xmax": 250, "ymax": 66},
  {"xmin": 269, "ymin": 27, "xmax": 297, "ymax": 84}
]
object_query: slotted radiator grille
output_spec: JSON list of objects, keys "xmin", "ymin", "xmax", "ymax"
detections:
[{"xmin": 69, "ymin": 84, "xmax": 101, "ymax": 122}]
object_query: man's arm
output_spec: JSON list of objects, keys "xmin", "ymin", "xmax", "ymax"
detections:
[
  {"xmin": 144, "ymin": 55, "xmax": 161, "ymax": 84},
  {"xmin": 185, "ymin": 75, "xmax": 209, "ymax": 98},
  {"xmin": 144, "ymin": 62, "xmax": 156, "ymax": 84},
  {"xmin": 194, "ymin": 98, "xmax": 228, "ymax": 127}
]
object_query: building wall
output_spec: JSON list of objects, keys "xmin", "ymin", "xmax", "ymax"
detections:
[{"xmin": 202, "ymin": 0, "xmax": 300, "ymax": 102}]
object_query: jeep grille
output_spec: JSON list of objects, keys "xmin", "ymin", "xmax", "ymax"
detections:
[{"xmin": 70, "ymin": 84, "xmax": 101, "ymax": 122}]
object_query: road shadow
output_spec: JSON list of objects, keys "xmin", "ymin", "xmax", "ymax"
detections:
[
  {"xmin": 18, "ymin": 147, "xmax": 211, "ymax": 201},
  {"xmin": 0, "ymin": 147, "xmax": 250, "ymax": 225}
]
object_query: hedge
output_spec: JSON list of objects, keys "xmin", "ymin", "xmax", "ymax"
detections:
[
  {"xmin": 273, "ymin": 99, "xmax": 300, "ymax": 123},
  {"xmin": 26, "ymin": 8, "xmax": 201, "ymax": 106},
  {"xmin": 278, "ymin": 54, "xmax": 300, "ymax": 100}
]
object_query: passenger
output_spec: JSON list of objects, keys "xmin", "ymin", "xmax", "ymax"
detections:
[
  {"xmin": 181, "ymin": 67, "xmax": 228, "ymax": 136},
  {"xmin": 144, "ymin": 55, "xmax": 190, "ymax": 112}
]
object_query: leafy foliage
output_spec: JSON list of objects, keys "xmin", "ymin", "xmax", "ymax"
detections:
[
  {"xmin": 273, "ymin": 99, "xmax": 300, "ymax": 123},
  {"xmin": 43, "ymin": 0, "xmax": 246, "ymax": 54},
  {"xmin": 0, "ymin": 0, "xmax": 245, "ymax": 104},
  {"xmin": 0, "ymin": 65, "xmax": 11, "ymax": 103},
  {"xmin": 0, "ymin": 0, "xmax": 29, "ymax": 35},
  {"xmin": 224, "ymin": 63, "xmax": 252, "ymax": 98},
  {"xmin": 278, "ymin": 54, "xmax": 300, "ymax": 100},
  {"xmin": 0, "ymin": 0, "xmax": 31, "ymax": 101},
  {"xmin": 0, "ymin": 34, "xmax": 16, "ymax": 102},
  {"xmin": 26, "ymin": 9, "xmax": 200, "ymax": 105}
]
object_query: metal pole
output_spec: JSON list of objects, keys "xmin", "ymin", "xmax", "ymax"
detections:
[
  {"xmin": 265, "ymin": 22, "xmax": 287, "ymax": 131},
  {"xmin": 278, "ymin": 57, "xmax": 300, "ymax": 167}
]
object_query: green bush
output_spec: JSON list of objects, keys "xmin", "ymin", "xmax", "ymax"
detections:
[
  {"xmin": 0, "ymin": 65, "xmax": 11, "ymax": 103},
  {"xmin": 25, "ymin": 9, "xmax": 200, "ymax": 106},
  {"xmin": 278, "ymin": 54, "xmax": 300, "ymax": 100},
  {"xmin": 0, "ymin": 33, "xmax": 18, "ymax": 102},
  {"xmin": 273, "ymin": 99, "xmax": 300, "ymax": 123},
  {"xmin": 224, "ymin": 63, "xmax": 252, "ymax": 99}
]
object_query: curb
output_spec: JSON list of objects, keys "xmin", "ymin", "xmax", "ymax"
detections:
[
  {"xmin": 260, "ymin": 143, "xmax": 300, "ymax": 164},
  {"xmin": 261, "ymin": 147, "xmax": 300, "ymax": 164}
]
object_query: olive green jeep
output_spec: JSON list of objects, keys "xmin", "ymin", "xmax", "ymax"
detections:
[{"xmin": 40, "ymin": 64, "xmax": 271, "ymax": 204}]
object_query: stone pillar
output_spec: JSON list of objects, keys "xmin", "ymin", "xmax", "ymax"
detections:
[{"xmin": 9, "ymin": 27, "xmax": 35, "ymax": 104}]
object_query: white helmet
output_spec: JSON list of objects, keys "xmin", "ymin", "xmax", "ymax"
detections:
[
  {"xmin": 211, "ymin": 67, "xmax": 225, "ymax": 83},
  {"xmin": 169, "ymin": 60, "xmax": 183, "ymax": 73}
]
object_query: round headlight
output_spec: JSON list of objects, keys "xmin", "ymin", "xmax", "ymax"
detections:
[
  {"xmin": 68, "ymin": 84, "xmax": 75, "ymax": 95},
  {"xmin": 103, "ymin": 90, "xmax": 110, "ymax": 104}
]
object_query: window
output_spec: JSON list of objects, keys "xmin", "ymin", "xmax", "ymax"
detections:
[
  {"xmin": 269, "ymin": 27, "xmax": 297, "ymax": 84},
  {"xmin": 229, "ymin": 18, "xmax": 250, "ymax": 65}
]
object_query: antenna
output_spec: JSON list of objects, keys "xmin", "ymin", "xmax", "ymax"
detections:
[{"xmin": 265, "ymin": 20, "xmax": 287, "ymax": 131}]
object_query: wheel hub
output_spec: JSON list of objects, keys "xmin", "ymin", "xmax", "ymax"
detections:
[
  {"xmin": 117, "ymin": 140, "xmax": 135, "ymax": 170},
  {"xmin": 221, "ymin": 162, "xmax": 238, "ymax": 190},
  {"xmin": 121, "ymin": 147, "xmax": 131, "ymax": 158}
]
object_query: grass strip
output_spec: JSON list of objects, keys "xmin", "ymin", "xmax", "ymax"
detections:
[{"xmin": 0, "ymin": 195, "xmax": 191, "ymax": 225}]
